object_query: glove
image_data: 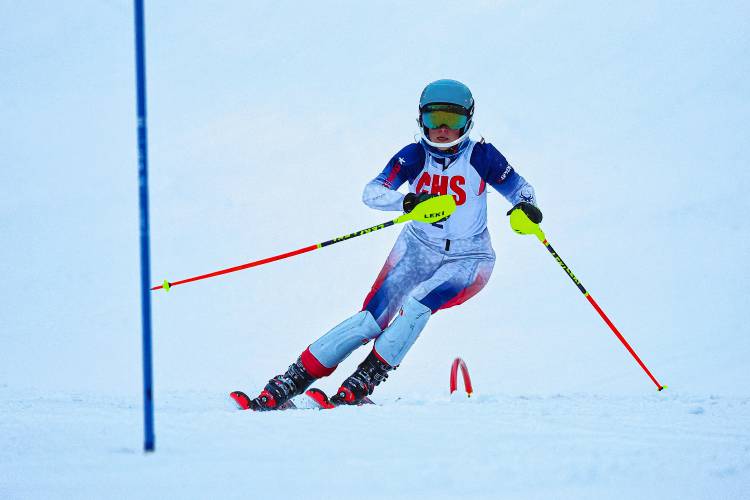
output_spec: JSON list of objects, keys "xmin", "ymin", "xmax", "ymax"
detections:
[
  {"xmin": 506, "ymin": 201, "xmax": 543, "ymax": 224},
  {"xmin": 403, "ymin": 192, "xmax": 435, "ymax": 214}
]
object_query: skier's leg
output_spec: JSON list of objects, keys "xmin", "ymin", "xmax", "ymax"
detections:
[
  {"xmin": 331, "ymin": 240, "xmax": 495, "ymax": 404},
  {"xmin": 248, "ymin": 356, "xmax": 317, "ymax": 411},
  {"xmin": 246, "ymin": 310, "xmax": 381, "ymax": 410},
  {"xmin": 372, "ymin": 241, "xmax": 495, "ymax": 368},
  {"xmin": 249, "ymin": 228, "xmax": 437, "ymax": 411},
  {"xmin": 302, "ymin": 225, "xmax": 440, "ymax": 374},
  {"xmin": 329, "ymin": 296, "xmax": 431, "ymax": 405},
  {"xmin": 412, "ymin": 228, "xmax": 496, "ymax": 315},
  {"xmin": 326, "ymin": 228, "xmax": 442, "ymax": 405},
  {"xmin": 371, "ymin": 296, "xmax": 432, "ymax": 367},
  {"xmin": 411, "ymin": 256, "xmax": 495, "ymax": 315},
  {"xmin": 306, "ymin": 310, "xmax": 382, "ymax": 372},
  {"xmin": 362, "ymin": 225, "xmax": 443, "ymax": 329}
]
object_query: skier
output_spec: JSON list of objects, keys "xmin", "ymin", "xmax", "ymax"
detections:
[{"xmin": 246, "ymin": 79, "xmax": 542, "ymax": 410}]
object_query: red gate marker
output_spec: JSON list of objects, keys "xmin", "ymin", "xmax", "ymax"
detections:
[{"xmin": 450, "ymin": 357, "xmax": 473, "ymax": 397}]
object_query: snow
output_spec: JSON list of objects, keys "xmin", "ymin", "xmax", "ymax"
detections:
[
  {"xmin": 2, "ymin": 388, "xmax": 749, "ymax": 499},
  {"xmin": 2, "ymin": 0, "xmax": 750, "ymax": 498}
]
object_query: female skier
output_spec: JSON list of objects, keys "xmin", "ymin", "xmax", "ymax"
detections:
[{"xmin": 244, "ymin": 79, "xmax": 542, "ymax": 410}]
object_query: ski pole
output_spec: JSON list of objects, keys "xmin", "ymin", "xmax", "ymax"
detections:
[
  {"xmin": 508, "ymin": 208, "xmax": 666, "ymax": 391},
  {"xmin": 151, "ymin": 194, "xmax": 457, "ymax": 292}
]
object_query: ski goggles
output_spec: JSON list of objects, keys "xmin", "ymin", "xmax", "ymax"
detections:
[{"xmin": 420, "ymin": 104, "xmax": 470, "ymax": 130}]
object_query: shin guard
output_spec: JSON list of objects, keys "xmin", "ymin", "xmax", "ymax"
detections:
[
  {"xmin": 308, "ymin": 310, "xmax": 382, "ymax": 369},
  {"xmin": 373, "ymin": 296, "xmax": 431, "ymax": 367}
]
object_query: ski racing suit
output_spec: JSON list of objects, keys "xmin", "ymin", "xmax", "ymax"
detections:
[{"xmin": 297, "ymin": 139, "xmax": 537, "ymax": 378}]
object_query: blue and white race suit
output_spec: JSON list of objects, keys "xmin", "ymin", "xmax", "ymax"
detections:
[{"xmin": 301, "ymin": 139, "xmax": 537, "ymax": 375}]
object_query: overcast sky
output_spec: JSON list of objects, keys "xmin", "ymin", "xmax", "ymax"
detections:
[{"xmin": 2, "ymin": 1, "xmax": 748, "ymax": 397}]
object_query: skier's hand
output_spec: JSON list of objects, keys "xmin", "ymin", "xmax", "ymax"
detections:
[
  {"xmin": 507, "ymin": 201, "xmax": 543, "ymax": 224},
  {"xmin": 403, "ymin": 192, "xmax": 436, "ymax": 214}
]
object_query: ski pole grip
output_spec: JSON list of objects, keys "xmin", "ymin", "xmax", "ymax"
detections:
[
  {"xmin": 508, "ymin": 209, "xmax": 545, "ymax": 241},
  {"xmin": 397, "ymin": 194, "xmax": 457, "ymax": 224}
]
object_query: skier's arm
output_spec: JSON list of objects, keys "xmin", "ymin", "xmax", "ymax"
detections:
[
  {"xmin": 470, "ymin": 142, "xmax": 538, "ymax": 206},
  {"xmin": 362, "ymin": 180, "xmax": 405, "ymax": 211},
  {"xmin": 496, "ymin": 169, "xmax": 537, "ymax": 206},
  {"xmin": 362, "ymin": 143, "xmax": 425, "ymax": 212}
]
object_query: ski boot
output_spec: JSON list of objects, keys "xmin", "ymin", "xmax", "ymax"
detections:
[
  {"xmin": 331, "ymin": 350, "xmax": 393, "ymax": 405},
  {"xmin": 250, "ymin": 357, "xmax": 316, "ymax": 411}
]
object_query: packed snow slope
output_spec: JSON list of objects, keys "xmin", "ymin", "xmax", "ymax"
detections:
[
  {"xmin": 2, "ymin": 1, "xmax": 749, "ymax": 498},
  {"xmin": 2, "ymin": 388, "xmax": 749, "ymax": 500}
]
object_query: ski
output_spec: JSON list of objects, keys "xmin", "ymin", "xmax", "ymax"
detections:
[
  {"xmin": 229, "ymin": 388, "xmax": 374, "ymax": 411},
  {"xmin": 300, "ymin": 387, "xmax": 336, "ymax": 409},
  {"xmin": 306, "ymin": 387, "xmax": 375, "ymax": 408},
  {"xmin": 229, "ymin": 390, "xmax": 297, "ymax": 411}
]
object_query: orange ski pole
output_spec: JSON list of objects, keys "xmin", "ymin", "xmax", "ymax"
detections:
[
  {"xmin": 508, "ymin": 207, "xmax": 666, "ymax": 391},
  {"xmin": 151, "ymin": 195, "xmax": 456, "ymax": 292}
]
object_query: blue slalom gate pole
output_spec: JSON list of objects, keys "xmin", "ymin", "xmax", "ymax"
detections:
[{"xmin": 134, "ymin": 0, "xmax": 155, "ymax": 453}]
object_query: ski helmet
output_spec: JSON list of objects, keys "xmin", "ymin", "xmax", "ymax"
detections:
[{"xmin": 417, "ymin": 79, "xmax": 475, "ymax": 159}]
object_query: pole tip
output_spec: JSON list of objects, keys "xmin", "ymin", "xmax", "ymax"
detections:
[
  {"xmin": 658, "ymin": 385, "xmax": 667, "ymax": 391},
  {"xmin": 163, "ymin": 280, "xmax": 171, "ymax": 292}
]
